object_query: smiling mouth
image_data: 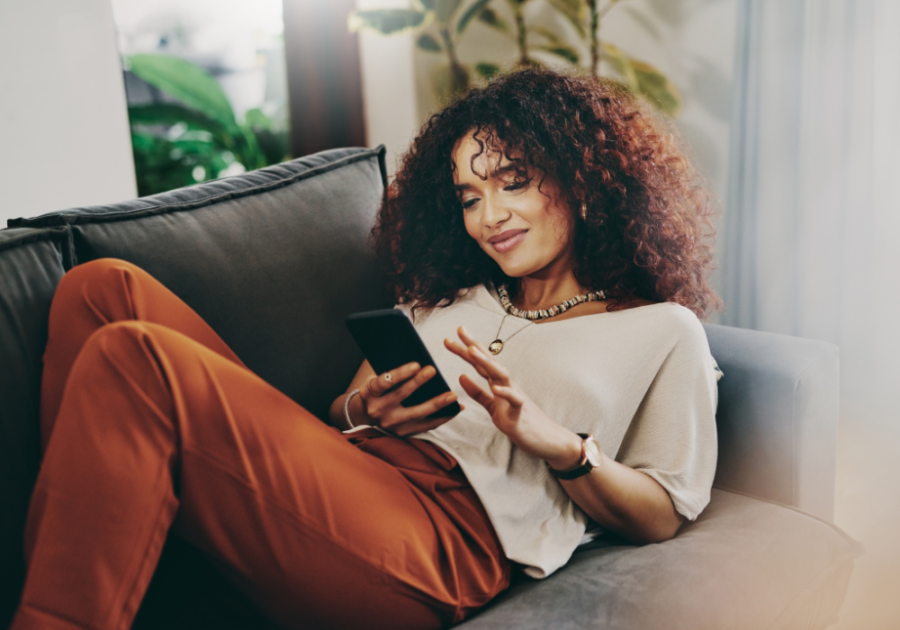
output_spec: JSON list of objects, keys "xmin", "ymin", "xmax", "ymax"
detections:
[{"xmin": 490, "ymin": 230, "xmax": 527, "ymax": 253}]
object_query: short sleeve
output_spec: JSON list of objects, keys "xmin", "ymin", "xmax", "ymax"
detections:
[{"xmin": 615, "ymin": 312, "xmax": 719, "ymax": 521}]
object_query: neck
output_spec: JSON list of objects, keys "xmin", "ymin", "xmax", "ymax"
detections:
[{"xmin": 513, "ymin": 273, "xmax": 588, "ymax": 310}]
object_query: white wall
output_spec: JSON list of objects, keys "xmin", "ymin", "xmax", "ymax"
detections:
[
  {"xmin": 356, "ymin": 0, "xmax": 419, "ymax": 178},
  {"xmin": 0, "ymin": 0, "xmax": 136, "ymax": 226}
]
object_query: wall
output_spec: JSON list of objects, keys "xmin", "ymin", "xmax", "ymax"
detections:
[
  {"xmin": 356, "ymin": 0, "xmax": 419, "ymax": 177},
  {"xmin": 0, "ymin": 0, "xmax": 136, "ymax": 226}
]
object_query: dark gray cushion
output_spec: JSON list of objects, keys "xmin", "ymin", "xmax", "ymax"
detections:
[
  {"xmin": 11, "ymin": 147, "xmax": 391, "ymax": 421},
  {"xmin": 455, "ymin": 489, "xmax": 861, "ymax": 630},
  {"xmin": 0, "ymin": 227, "xmax": 70, "ymax": 627}
]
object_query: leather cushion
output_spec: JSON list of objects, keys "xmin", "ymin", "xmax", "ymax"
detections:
[
  {"xmin": 11, "ymin": 147, "xmax": 392, "ymax": 421},
  {"xmin": 0, "ymin": 227, "xmax": 70, "ymax": 627}
]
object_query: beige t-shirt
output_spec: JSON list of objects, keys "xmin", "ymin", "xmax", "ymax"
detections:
[{"xmin": 391, "ymin": 284, "xmax": 719, "ymax": 578}]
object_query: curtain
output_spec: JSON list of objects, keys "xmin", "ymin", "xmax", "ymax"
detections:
[{"xmin": 723, "ymin": 0, "xmax": 900, "ymax": 424}]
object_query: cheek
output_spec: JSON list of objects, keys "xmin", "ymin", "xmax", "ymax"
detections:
[{"xmin": 463, "ymin": 211, "xmax": 480, "ymax": 241}]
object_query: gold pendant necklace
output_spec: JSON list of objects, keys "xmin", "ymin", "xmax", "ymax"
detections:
[{"xmin": 489, "ymin": 314, "xmax": 532, "ymax": 355}]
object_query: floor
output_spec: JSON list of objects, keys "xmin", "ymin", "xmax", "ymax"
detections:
[{"xmin": 832, "ymin": 410, "xmax": 900, "ymax": 629}]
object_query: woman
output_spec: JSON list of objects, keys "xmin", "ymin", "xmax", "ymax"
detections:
[{"xmin": 13, "ymin": 69, "xmax": 719, "ymax": 630}]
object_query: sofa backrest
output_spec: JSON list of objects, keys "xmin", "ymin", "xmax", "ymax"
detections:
[
  {"xmin": 11, "ymin": 146, "xmax": 392, "ymax": 421},
  {"xmin": 0, "ymin": 226, "xmax": 70, "ymax": 625},
  {"xmin": 1, "ymin": 147, "xmax": 391, "ymax": 626}
]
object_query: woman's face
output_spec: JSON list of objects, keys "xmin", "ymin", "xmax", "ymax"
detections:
[{"xmin": 452, "ymin": 131, "xmax": 576, "ymax": 279}]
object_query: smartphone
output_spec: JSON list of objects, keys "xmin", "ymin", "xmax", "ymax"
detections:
[{"xmin": 345, "ymin": 309, "xmax": 461, "ymax": 419}]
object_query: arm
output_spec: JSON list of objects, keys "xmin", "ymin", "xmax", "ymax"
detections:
[
  {"xmin": 445, "ymin": 326, "xmax": 684, "ymax": 545},
  {"xmin": 547, "ymin": 433, "xmax": 684, "ymax": 544},
  {"xmin": 328, "ymin": 359, "xmax": 463, "ymax": 435}
]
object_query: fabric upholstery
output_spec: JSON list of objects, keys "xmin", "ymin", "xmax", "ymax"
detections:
[
  {"xmin": 455, "ymin": 489, "xmax": 861, "ymax": 630},
  {"xmin": 0, "ymin": 227, "xmax": 69, "ymax": 627},
  {"xmin": 10, "ymin": 147, "xmax": 391, "ymax": 422},
  {"xmin": 704, "ymin": 324, "xmax": 840, "ymax": 521}
]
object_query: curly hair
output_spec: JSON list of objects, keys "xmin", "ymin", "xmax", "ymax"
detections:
[{"xmin": 374, "ymin": 68, "xmax": 721, "ymax": 318}]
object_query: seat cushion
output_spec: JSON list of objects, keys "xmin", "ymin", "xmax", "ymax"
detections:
[
  {"xmin": 455, "ymin": 489, "xmax": 861, "ymax": 630},
  {"xmin": 10, "ymin": 147, "xmax": 391, "ymax": 421}
]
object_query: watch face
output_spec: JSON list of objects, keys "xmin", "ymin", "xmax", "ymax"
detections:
[{"xmin": 584, "ymin": 438, "xmax": 603, "ymax": 468}]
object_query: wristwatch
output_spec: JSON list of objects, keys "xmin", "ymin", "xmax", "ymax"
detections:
[{"xmin": 547, "ymin": 433, "xmax": 602, "ymax": 480}]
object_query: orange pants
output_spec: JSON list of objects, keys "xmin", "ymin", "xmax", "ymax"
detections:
[{"xmin": 12, "ymin": 259, "xmax": 510, "ymax": 630}]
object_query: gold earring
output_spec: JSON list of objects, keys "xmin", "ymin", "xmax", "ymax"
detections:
[{"xmin": 580, "ymin": 203, "xmax": 587, "ymax": 221}]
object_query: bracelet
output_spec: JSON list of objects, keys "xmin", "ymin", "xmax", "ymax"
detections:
[{"xmin": 343, "ymin": 388, "xmax": 361, "ymax": 429}]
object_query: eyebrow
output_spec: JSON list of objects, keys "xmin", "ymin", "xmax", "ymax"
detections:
[{"xmin": 454, "ymin": 164, "xmax": 520, "ymax": 191}]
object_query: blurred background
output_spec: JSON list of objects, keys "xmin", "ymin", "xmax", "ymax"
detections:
[{"xmin": 0, "ymin": 1, "xmax": 898, "ymax": 628}]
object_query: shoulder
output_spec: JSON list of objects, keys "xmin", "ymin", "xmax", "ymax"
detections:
[
  {"xmin": 395, "ymin": 284, "xmax": 494, "ymax": 325},
  {"xmin": 632, "ymin": 302, "xmax": 711, "ymax": 359}
]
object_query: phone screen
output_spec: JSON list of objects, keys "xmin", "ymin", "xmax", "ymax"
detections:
[{"xmin": 346, "ymin": 309, "xmax": 461, "ymax": 419}]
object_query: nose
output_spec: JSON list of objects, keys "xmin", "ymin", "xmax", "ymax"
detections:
[{"xmin": 479, "ymin": 195, "xmax": 511, "ymax": 228}]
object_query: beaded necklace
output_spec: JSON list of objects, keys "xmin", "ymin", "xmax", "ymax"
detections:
[
  {"xmin": 488, "ymin": 284, "xmax": 606, "ymax": 354},
  {"xmin": 497, "ymin": 283, "xmax": 606, "ymax": 321}
]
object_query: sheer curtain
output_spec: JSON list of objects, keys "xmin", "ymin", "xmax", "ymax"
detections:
[
  {"xmin": 723, "ymin": 0, "xmax": 899, "ymax": 426},
  {"xmin": 723, "ymin": 1, "xmax": 900, "ymax": 625}
]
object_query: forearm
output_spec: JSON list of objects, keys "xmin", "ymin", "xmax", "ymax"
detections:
[{"xmin": 559, "ymin": 453, "xmax": 684, "ymax": 544}]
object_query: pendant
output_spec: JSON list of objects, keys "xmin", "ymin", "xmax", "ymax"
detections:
[{"xmin": 488, "ymin": 339, "xmax": 504, "ymax": 355}]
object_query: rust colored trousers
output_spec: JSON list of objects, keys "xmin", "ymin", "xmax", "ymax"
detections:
[{"xmin": 12, "ymin": 258, "xmax": 510, "ymax": 630}]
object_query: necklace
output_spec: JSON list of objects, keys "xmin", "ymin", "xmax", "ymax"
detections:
[
  {"xmin": 488, "ymin": 314, "xmax": 532, "ymax": 355},
  {"xmin": 497, "ymin": 283, "xmax": 606, "ymax": 321}
]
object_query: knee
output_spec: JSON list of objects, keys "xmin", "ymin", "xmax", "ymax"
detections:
[
  {"xmin": 57, "ymin": 258, "xmax": 138, "ymax": 294},
  {"xmin": 51, "ymin": 258, "xmax": 142, "ymax": 319}
]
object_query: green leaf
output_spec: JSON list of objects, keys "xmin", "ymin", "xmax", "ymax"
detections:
[
  {"xmin": 477, "ymin": 7, "xmax": 510, "ymax": 33},
  {"xmin": 417, "ymin": 0, "xmax": 437, "ymax": 10},
  {"xmin": 475, "ymin": 62, "xmax": 502, "ymax": 79},
  {"xmin": 431, "ymin": 61, "xmax": 470, "ymax": 104},
  {"xmin": 547, "ymin": 0, "xmax": 586, "ymax": 38},
  {"xmin": 630, "ymin": 58, "xmax": 681, "ymax": 116},
  {"xmin": 536, "ymin": 44, "xmax": 580, "ymax": 64},
  {"xmin": 127, "ymin": 54, "xmax": 237, "ymax": 130},
  {"xmin": 600, "ymin": 42, "xmax": 638, "ymax": 91},
  {"xmin": 127, "ymin": 102, "xmax": 221, "ymax": 133},
  {"xmin": 417, "ymin": 32, "xmax": 443, "ymax": 51},
  {"xmin": 529, "ymin": 25, "xmax": 563, "ymax": 44},
  {"xmin": 348, "ymin": 9, "xmax": 426, "ymax": 35},
  {"xmin": 435, "ymin": 0, "xmax": 463, "ymax": 24},
  {"xmin": 457, "ymin": 0, "xmax": 492, "ymax": 33},
  {"xmin": 244, "ymin": 107, "xmax": 273, "ymax": 130}
]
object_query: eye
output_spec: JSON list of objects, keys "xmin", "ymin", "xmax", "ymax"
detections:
[
  {"xmin": 461, "ymin": 197, "xmax": 479, "ymax": 210},
  {"xmin": 504, "ymin": 178, "xmax": 530, "ymax": 192}
]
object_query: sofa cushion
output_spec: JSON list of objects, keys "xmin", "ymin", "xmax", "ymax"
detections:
[
  {"xmin": 0, "ymin": 227, "xmax": 70, "ymax": 627},
  {"xmin": 455, "ymin": 489, "xmax": 861, "ymax": 630},
  {"xmin": 10, "ymin": 147, "xmax": 391, "ymax": 421}
]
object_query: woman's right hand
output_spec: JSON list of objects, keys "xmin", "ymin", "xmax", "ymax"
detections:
[{"xmin": 352, "ymin": 362, "xmax": 462, "ymax": 436}]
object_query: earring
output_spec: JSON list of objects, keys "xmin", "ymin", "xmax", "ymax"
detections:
[{"xmin": 580, "ymin": 203, "xmax": 587, "ymax": 221}]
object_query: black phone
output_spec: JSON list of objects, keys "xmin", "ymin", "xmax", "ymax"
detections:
[{"xmin": 345, "ymin": 309, "xmax": 462, "ymax": 419}]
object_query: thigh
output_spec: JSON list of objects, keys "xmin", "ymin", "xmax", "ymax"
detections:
[
  {"xmin": 41, "ymin": 321, "xmax": 492, "ymax": 629},
  {"xmin": 41, "ymin": 258, "xmax": 245, "ymax": 448}
]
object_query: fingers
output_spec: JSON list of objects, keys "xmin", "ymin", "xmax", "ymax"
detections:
[
  {"xmin": 380, "ymin": 391, "xmax": 462, "ymax": 437},
  {"xmin": 459, "ymin": 373, "xmax": 494, "ymax": 409},
  {"xmin": 362, "ymin": 362, "xmax": 420, "ymax": 399},
  {"xmin": 447, "ymin": 327, "xmax": 512, "ymax": 385},
  {"xmin": 490, "ymin": 383, "xmax": 524, "ymax": 407}
]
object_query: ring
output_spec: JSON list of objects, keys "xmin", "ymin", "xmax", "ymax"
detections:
[{"xmin": 384, "ymin": 373, "xmax": 393, "ymax": 383}]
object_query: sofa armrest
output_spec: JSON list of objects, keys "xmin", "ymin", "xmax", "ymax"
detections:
[{"xmin": 703, "ymin": 324, "xmax": 839, "ymax": 521}]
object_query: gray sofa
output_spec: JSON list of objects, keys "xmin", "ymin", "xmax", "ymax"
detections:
[{"xmin": 0, "ymin": 146, "xmax": 860, "ymax": 629}]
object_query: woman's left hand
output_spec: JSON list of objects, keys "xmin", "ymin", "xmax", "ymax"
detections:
[{"xmin": 444, "ymin": 326, "xmax": 583, "ymax": 470}]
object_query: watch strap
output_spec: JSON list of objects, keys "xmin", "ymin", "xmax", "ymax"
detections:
[{"xmin": 548, "ymin": 433, "xmax": 598, "ymax": 480}]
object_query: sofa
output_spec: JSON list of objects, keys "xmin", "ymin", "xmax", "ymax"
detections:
[{"xmin": 0, "ymin": 146, "xmax": 861, "ymax": 629}]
